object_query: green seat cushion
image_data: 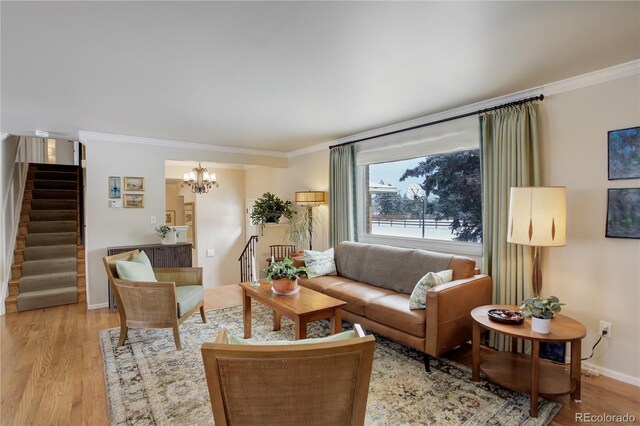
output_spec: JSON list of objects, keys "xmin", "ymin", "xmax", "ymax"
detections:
[
  {"xmin": 227, "ymin": 330, "xmax": 357, "ymax": 346},
  {"xmin": 115, "ymin": 251, "xmax": 157, "ymax": 282},
  {"xmin": 176, "ymin": 285, "xmax": 204, "ymax": 317}
]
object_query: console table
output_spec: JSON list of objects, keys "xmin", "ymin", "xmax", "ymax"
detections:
[
  {"xmin": 471, "ymin": 304, "xmax": 586, "ymax": 418},
  {"xmin": 106, "ymin": 243, "xmax": 192, "ymax": 310}
]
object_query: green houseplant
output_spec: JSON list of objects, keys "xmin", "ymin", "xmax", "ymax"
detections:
[
  {"xmin": 285, "ymin": 207, "xmax": 318, "ymax": 251},
  {"xmin": 155, "ymin": 225, "xmax": 179, "ymax": 244},
  {"xmin": 250, "ymin": 192, "xmax": 293, "ymax": 231},
  {"xmin": 520, "ymin": 295, "xmax": 564, "ymax": 334},
  {"xmin": 263, "ymin": 257, "xmax": 311, "ymax": 295}
]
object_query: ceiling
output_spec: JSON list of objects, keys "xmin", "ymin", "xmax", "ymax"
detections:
[{"xmin": 2, "ymin": 1, "xmax": 639, "ymax": 153}]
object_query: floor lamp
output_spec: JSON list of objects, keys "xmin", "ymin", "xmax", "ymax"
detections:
[
  {"xmin": 294, "ymin": 191, "xmax": 326, "ymax": 251},
  {"xmin": 507, "ymin": 186, "xmax": 567, "ymax": 297}
]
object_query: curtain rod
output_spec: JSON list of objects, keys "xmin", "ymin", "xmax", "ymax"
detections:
[{"xmin": 329, "ymin": 94, "xmax": 544, "ymax": 150}]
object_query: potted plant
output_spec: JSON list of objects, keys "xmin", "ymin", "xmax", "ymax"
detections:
[
  {"xmin": 156, "ymin": 225, "xmax": 179, "ymax": 245},
  {"xmin": 250, "ymin": 192, "xmax": 293, "ymax": 232},
  {"xmin": 519, "ymin": 295, "xmax": 564, "ymax": 334},
  {"xmin": 263, "ymin": 257, "xmax": 311, "ymax": 295},
  {"xmin": 285, "ymin": 207, "xmax": 318, "ymax": 252}
]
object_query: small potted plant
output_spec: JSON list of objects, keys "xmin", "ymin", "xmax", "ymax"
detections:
[
  {"xmin": 250, "ymin": 192, "xmax": 294, "ymax": 232},
  {"xmin": 263, "ymin": 257, "xmax": 311, "ymax": 295},
  {"xmin": 519, "ymin": 295, "xmax": 564, "ymax": 334},
  {"xmin": 156, "ymin": 225, "xmax": 179, "ymax": 245}
]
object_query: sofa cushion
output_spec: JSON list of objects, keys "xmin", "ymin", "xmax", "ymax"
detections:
[
  {"xmin": 176, "ymin": 285, "xmax": 203, "ymax": 317},
  {"xmin": 325, "ymin": 281, "xmax": 396, "ymax": 316},
  {"xmin": 304, "ymin": 248, "xmax": 337, "ymax": 278},
  {"xmin": 334, "ymin": 242, "xmax": 453, "ymax": 294},
  {"xmin": 365, "ymin": 294, "xmax": 426, "ymax": 338},
  {"xmin": 299, "ymin": 276, "xmax": 349, "ymax": 294},
  {"xmin": 409, "ymin": 269, "xmax": 453, "ymax": 310}
]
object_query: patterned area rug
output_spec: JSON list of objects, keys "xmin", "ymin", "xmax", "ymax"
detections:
[{"xmin": 100, "ymin": 304, "xmax": 561, "ymax": 425}]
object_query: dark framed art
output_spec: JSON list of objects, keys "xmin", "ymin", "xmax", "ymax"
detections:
[
  {"xmin": 608, "ymin": 126, "xmax": 640, "ymax": 180},
  {"xmin": 606, "ymin": 188, "xmax": 640, "ymax": 239}
]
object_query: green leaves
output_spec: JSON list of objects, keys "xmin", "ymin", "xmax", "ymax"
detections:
[
  {"xmin": 263, "ymin": 257, "xmax": 311, "ymax": 282},
  {"xmin": 250, "ymin": 192, "xmax": 293, "ymax": 227},
  {"xmin": 519, "ymin": 295, "xmax": 565, "ymax": 319}
]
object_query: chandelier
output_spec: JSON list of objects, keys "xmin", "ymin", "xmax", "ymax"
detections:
[{"xmin": 182, "ymin": 162, "xmax": 219, "ymax": 194}]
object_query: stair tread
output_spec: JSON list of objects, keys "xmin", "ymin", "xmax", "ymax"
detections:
[
  {"xmin": 17, "ymin": 286, "xmax": 77, "ymax": 299},
  {"xmin": 20, "ymin": 271, "xmax": 77, "ymax": 280}
]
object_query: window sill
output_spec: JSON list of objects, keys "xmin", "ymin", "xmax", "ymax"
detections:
[{"xmin": 358, "ymin": 233, "xmax": 483, "ymax": 258}]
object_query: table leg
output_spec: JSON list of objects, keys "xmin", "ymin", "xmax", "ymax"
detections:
[
  {"xmin": 530, "ymin": 340, "xmax": 540, "ymax": 418},
  {"xmin": 472, "ymin": 321, "xmax": 480, "ymax": 382},
  {"xmin": 571, "ymin": 339, "xmax": 582, "ymax": 402},
  {"xmin": 273, "ymin": 310, "xmax": 281, "ymax": 331},
  {"xmin": 243, "ymin": 289, "xmax": 251, "ymax": 339},
  {"xmin": 294, "ymin": 317, "xmax": 307, "ymax": 340},
  {"xmin": 331, "ymin": 309, "xmax": 342, "ymax": 334},
  {"xmin": 511, "ymin": 336, "xmax": 518, "ymax": 353}
]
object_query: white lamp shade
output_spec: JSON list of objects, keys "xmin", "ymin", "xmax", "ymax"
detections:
[{"xmin": 507, "ymin": 186, "xmax": 566, "ymax": 247}]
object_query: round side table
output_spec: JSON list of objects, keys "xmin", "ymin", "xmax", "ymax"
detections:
[{"xmin": 471, "ymin": 304, "xmax": 586, "ymax": 418}]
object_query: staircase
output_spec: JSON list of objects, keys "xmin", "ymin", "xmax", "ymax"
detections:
[{"xmin": 5, "ymin": 163, "xmax": 85, "ymax": 313}]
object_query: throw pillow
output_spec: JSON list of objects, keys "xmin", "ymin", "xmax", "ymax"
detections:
[
  {"xmin": 409, "ymin": 269, "xmax": 453, "ymax": 310},
  {"xmin": 304, "ymin": 248, "xmax": 337, "ymax": 279},
  {"xmin": 115, "ymin": 251, "xmax": 157, "ymax": 282}
]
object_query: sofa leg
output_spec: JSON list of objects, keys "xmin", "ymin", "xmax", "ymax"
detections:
[{"xmin": 423, "ymin": 353, "xmax": 431, "ymax": 372}]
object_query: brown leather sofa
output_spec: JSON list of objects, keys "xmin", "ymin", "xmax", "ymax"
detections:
[{"xmin": 297, "ymin": 242, "xmax": 492, "ymax": 371}]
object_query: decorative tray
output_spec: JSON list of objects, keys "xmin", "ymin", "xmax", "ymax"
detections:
[{"xmin": 487, "ymin": 309, "xmax": 524, "ymax": 324}]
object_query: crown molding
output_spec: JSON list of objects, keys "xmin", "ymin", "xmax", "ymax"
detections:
[
  {"xmin": 78, "ymin": 131, "xmax": 288, "ymax": 158},
  {"xmin": 542, "ymin": 59, "xmax": 639, "ymax": 96},
  {"xmin": 288, "ymin": 59, "xmax": 640, "ymax": 158}
]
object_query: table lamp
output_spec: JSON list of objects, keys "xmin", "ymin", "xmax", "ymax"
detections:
[{"xmin": 507, "ymin": 186, "xmax": 566, "ymax": 296}]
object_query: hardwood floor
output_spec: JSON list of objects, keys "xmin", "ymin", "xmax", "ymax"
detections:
[{"xmin": 1, "ymin": 284, "xmax": 638, "ymax": 425}]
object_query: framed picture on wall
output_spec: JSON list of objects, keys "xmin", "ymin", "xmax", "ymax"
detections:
[
  {"xmin": 123, "ymin": 194, "xmax": 144, "ymax": 208},
  {"xmin": 124, "ymin": 176, "xmax": 145, "ymax": 191},
  {"xmin": 608, "ymin": 126, "xmax": 640, "ymax": 180},
  {"xmin": 606, "ymin": 188, "xmax": 640, "ymax": 239},
  {"xmin": 184, "ymin": 202, "xmax": 196, "ymax": 248},
  {"xmin": 108, "ymin": 176, "xmax": 121, "ymax": 199},
  {"xmin": 166, "ymin": 210, "xmax": 176, "ymax": 225}
]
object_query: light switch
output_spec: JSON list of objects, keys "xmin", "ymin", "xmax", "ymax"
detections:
[
  {"xmin": 206, "ymin": 249, "xmax": 215, "ymax": 257},
  {"xmin": 150, "ymin": 215, "xmax": 157, "ymax": 224}
]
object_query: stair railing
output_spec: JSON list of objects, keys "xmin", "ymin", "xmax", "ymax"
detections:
[{"xmin": 238, "ymin": 235, "xmax": 259, "ymax": 282}]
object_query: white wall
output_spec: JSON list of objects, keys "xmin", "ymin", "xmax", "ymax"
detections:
[
  {"xmin": 245, "ymin": 150, "xmax": 330, "ymax": 274},
  {"xmin": 83, "ymin": 136, "xmax": 286, "ymax": 308},
  {"xmin": 538, "ymin": 75, "xmax": 640, "ymax": 384}
]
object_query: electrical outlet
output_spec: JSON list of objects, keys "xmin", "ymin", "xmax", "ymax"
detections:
[{"xmin": 599, "ymin": 320, "xmax": 612, "ymax": 339}]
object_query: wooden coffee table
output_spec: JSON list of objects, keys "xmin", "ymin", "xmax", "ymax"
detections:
[
  {"xmin": 471, "ymin": 304, "xmax": 586, "ymax": 418},
  {"xmin": 239, "ymin": 281, "xmax": 347, "ymax": 340}
]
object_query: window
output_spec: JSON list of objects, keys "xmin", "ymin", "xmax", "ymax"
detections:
[{"xmin": 356, "ymin": 116, "xmax": 482, "ymax": 255}]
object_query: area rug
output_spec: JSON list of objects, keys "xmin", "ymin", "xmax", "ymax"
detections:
[{"xmin": 100, "ymin": 304, "xmax": 561, "ymax": 425}]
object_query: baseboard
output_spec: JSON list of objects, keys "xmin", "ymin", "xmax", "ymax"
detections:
[
  {"xmin": 88, "ymin": 302, "xmax": 109, "ymax": 310},
  {"xmin": 582, "ymin": 361, "xmax": 640, "ymax": 387}
]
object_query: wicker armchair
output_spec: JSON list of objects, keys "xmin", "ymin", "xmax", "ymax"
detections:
[
  {"xmin": 102, "ymin": 249, "xmax": 206, "ymax": 350},
  {"xmin": 201, "ymin": 324, "xmax": 375, "ymax": 426}
]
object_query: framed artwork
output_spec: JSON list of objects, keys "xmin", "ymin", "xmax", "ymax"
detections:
[
  {"xmin": 108, "ymin": 176, "xmax": 121, "ymax": 199},
  {"xmin": 608, "ymin": 126, "xmax": 640, "ymax": 180},
  {"xmin": 123, "ymin": 194, "xmax": 144, "ymax": 208},
  {"xmin": 165, "ymin": 210, "xmax": 176, "ymax": 226},
  {"xmin": 184, "ymin": 202, "xmax": 196, "ymax": 248},
  {"xmin": 606, "ymin": 188, "xmax": 640, "ymax": 239},
  {"xmin": 124, "ymin": 176, "xmax": 145, "ymax": 192}
]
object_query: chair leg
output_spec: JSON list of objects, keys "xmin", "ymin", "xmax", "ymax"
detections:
[
  {"xmin": 423, "ymin": 353, "xmax": 431, "ymax": 372},
  {"xmin": 199, "ymin": 305, "xmax": 207, "ymax": 323},
  {"xmin": 117, "ymin": 325, "xmax": 128, "ymax": 347},
  {"xmin": 172, "ymin": 325, "xmax": 182, "ymax": 351}
]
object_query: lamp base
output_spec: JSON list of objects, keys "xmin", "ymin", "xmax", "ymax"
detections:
[{"xmin": 532, "ymin": 246, "xmax": 542, "ymax": 297}]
